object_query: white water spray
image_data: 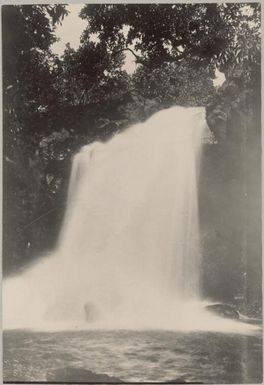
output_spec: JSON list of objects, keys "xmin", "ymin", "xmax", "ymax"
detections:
[{"xmin": 3, "ymin": 106, "xmax": 258, "ymax": 333}]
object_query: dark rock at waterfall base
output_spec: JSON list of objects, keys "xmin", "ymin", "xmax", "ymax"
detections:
[
  {"xmin": 84, "ymin": 301, "xmax": 100, "ymax": 322},
  {"xmin": 46, "ymin": 367, "xmax": 123, "ymax": 382},
  {"xmin": 238, "ymin": 315, "xmax": 262, "ymax": 325},
  {"xmin": 206, "ymin": 303, "xmax": 240, "ymax": 319},
  {"xmin": 165, "ymin": 377, "xmax": 187, "ymax": 383}
]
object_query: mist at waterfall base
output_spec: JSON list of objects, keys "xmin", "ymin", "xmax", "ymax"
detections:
[{"xmin": 3, "ymin": 106, "xmax": 259, "ymax": 334}]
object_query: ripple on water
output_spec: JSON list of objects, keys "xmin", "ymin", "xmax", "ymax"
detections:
[{"xmin": 3, "ymin": 329, "xmax": 263, "ymax": 383}]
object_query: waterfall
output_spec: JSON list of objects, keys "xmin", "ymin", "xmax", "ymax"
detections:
[
  {"xmin": 5, "ymin": 106, "xmax": 255, "ymax": 332},
  {"xmin": 57, "ymin": 106, "xmax": 205, "ymax": 301}
]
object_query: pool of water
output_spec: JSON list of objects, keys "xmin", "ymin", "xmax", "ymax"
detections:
[{"xmin": 3, "ymin": 329, "xmax": 262, "ymax": 383}]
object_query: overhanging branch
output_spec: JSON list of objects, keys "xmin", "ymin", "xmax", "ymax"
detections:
[
  {"xmin": 113, "ymin": 47, "xmax": 148, "ymax": 66},
  {"xmin": 113, "ymin": 46, "xmax": 188, "ymax": 68}
]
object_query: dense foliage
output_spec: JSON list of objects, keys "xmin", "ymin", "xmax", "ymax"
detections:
[
  {"xmin": 3, "ymin": 5, "xmax": 68, "ymax": 271},
  {"xmin": 80, "ymin": 3, "xmax": 260, "ymax": 72},
  {"xmin": 2, "ymin": 3, "xmax": 261, "ymax": 315}
]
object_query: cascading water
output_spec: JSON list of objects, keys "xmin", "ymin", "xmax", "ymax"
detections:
[{"xmin": 3, "ymin": 106, "xmax": 258, "ymax": 332}]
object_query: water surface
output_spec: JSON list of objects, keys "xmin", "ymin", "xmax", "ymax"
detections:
[{"xmin": 3, "ymin": 329, "xmax": 262, "ymax": 383}]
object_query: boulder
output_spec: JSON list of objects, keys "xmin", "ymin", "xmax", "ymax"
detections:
[
  {"xmin": 84, "ymin": 301, "xmax": 99, "ymax": 322},
  {"xmin": 47, "ymin": 367, "xmax": 123, "ymax": 382},
  {"xmin": 206, "ymin": 303, "xmax": 240, "ymax": 319},
  {"xmin": 165, "ymin": 377, "xmax": 187, "ymax": 383}
]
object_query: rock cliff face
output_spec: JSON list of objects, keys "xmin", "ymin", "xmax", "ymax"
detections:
[{"xmin": 201, "ymin": 69, "xmax": 261, "ymax": 314}]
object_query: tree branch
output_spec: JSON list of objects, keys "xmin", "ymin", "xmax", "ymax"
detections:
[
  {"xmin": 114, "ymin": 46, "xmax": 187, "ymax": 68},
  {"xmin": 113, "ymin": 47, "xmax": 149, "ymax": 66}
]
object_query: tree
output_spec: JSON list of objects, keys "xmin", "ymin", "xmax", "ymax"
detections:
[
  {"xmin": 79, "ymin": 3, "xmax": 260, "ymax": 78},
  {"xmin": 57, "ymin": 41, "xmax": 130, "ymax": 106},
  {"xmin": 2, "ymin": 5, "xmax": 68, "ymax": 274},
  {"xmin": 132, "ymin": 61, "xmax": 215, "ymax": 109},
  {"xmin": 217, "ymin": 3, "xmax": 260, "ymax": 86},
  {"xmin": 3, "ymin": 5, "xmax": 68, "ymax": 114},
  {"xmin": 2, "ymin": 4, "xmax": 68, "ymax": 155}
]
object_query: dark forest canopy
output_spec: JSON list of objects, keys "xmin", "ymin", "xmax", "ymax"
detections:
[
  {"xmin": 80, "ymin": 3, "xmax": 260, "ymax": 76},
  {"xmin": 2, "ymin": 3, "xmax": 260, "ymax": 117},
  {"xmin": 2, "ymin": 3, "xmax": 262, "ymax": 315},
  {"xmin": 3, "ymin": 5, "xmax": 68, "ymax": 112}
]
